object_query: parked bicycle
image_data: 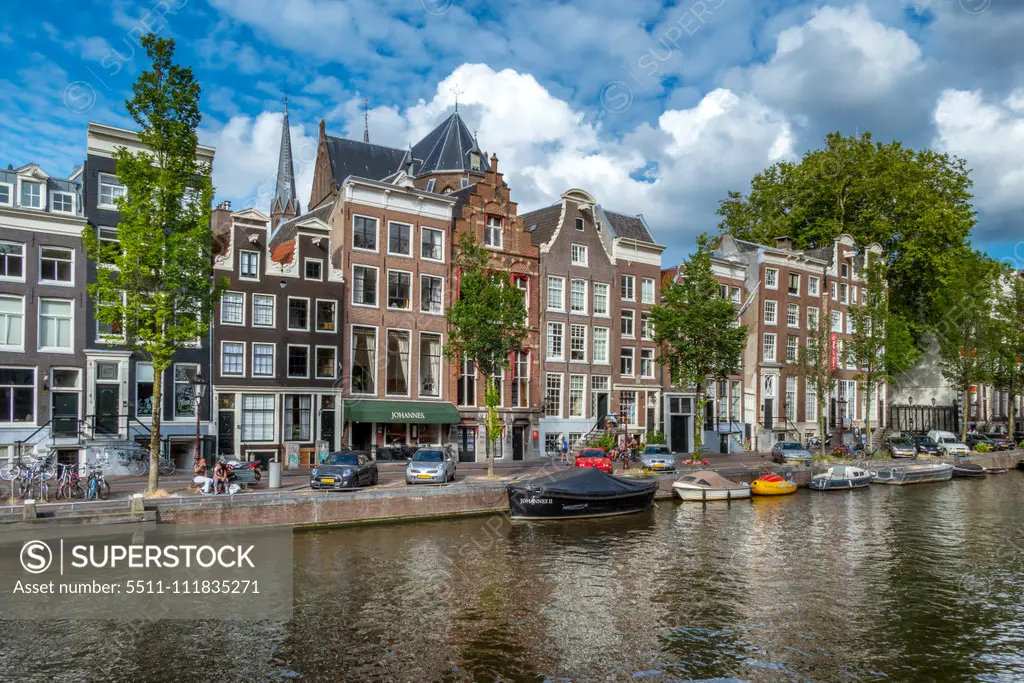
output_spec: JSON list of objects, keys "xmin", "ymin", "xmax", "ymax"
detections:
[
  {"xmin": 85, "ymin": 463, "xmax": 110, "ymax": 501},
  {"xmin": 16, "ymin": 464, "xmax": 48, "ymax": 501},
  {"xmin": 55, "ymin": 463, "xmax": 84, "ymax": 500},
  {"xmin": 0, "ymin": 452, "xmax": 30, "ymax": 480},
  {"xmin": 114, "ymin": 446, "xmax": 149, "ymax": 476}
]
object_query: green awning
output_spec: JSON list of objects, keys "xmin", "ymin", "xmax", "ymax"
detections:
[{"xmin": 343, "ymin": 399, "xmax": 461, "ymax": 424}]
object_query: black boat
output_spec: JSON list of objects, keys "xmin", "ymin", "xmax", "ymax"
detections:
[
  {"xmin": 951, "ymin": 462, "xmax": 986, "ymax": 478},
  {"xmin": 506, "ymin": 468, "xmax": 659, "ymax": 520}
]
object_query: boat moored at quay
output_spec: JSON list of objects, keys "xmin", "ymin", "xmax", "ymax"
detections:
[
  {"xmin": 871, "ymin": 463, "xmax": 954, "ymax": 485},
  {"xmin": 506, "ymin": 468, "xmax": 659, "ymax": 520}
]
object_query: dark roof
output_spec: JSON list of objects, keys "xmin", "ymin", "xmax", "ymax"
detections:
[
  {"xmin": 325, "ymin": 137, "xmax": 408, "ymax": 187},
  {"xmin": 447, "ymin": 184, "xmax": 477, "ymax": 218},
  {"xmin": 802, "ymin": 247, "xmax": 833, "ymax": 262},
  {"xmin": 604, "ymin": 210, "xmax": 654, "ymax": 243},
  {"xmin": 269, "ymin": 202, "xmax": 334, "ymax": 249},
  {"xmin": 411, "ymin": 111, "xmax": 490, "ymax": 175},
  {"xmin": 272, "ymin": 107, "xmax": 301, "ymax": 217},
  {"xmin": 521, "ymin": 204, "xmax": 563, "ymax": 246},
  {"xmin": 0, "ymin": 165, "xmax": 82, "ymax": 216}
]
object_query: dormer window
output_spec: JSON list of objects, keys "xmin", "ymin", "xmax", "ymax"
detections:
[
  {"xmin": 51, "ymin": 191, "xmax": 74, "ymax": 214},
  {"xmin": 460, "ymin": 177, "xmax": 469, "ymax": 189},
  {"xmin": 425, "ymin": 179, "xmax": 436, "ymax": 193},
  {"xmin": 98, "ymin": 174, "xmax": 126, "ymax": 208},
  {"xmin": 470, "ymin": 152, "xmax": 480, "ymax": 171},
  {"xmin": 575, "ymin": 218, "xmax": 584, "ymax": 231},
  {"xmin": 0, "ymin": 184, "xmax": 11, "ymax": 206},
  {"xmin": 19, "ymin": 181, "xmax": 42, "ymax": 209}
]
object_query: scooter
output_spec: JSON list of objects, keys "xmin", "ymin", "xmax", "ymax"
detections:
[{"xmin": 226, "ymin": 459, "xmax": 263, "ymax": 482}]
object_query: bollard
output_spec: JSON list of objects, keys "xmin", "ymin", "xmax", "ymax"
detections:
[
  {"xmin": 269, "ymin": 460, "xmax": 282, "ymax": 489},
  {"xmin": 23, "ymin": 499, "xmax": 36, "ymax": 520},
  {"xmin": 130, "ymin": 493, "xmax": 145, "ymax": 515}
]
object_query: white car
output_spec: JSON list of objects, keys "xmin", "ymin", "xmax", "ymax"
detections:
[{"xmin": 927, "ymin": 430, "xmax": 969, "ymax": 456}]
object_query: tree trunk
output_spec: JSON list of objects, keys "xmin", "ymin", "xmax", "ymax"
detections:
[
  {"xmin": 1009, "ymin": 391, "xmax": 1016, "ymax": 444},
  {"xmin": 819, "ymin": 395, "xmax": 827, "ymax": 459},
  {"xmin": 693, "ymin": 381, "xmax": 705, "ymax": 460},
  {"xmin": 147, "ymin": 366, "xmax": 163, "ymax": 494},
  {"xmin": 864, "ymin": 379, "xmax": 872, "ymax": 451}
]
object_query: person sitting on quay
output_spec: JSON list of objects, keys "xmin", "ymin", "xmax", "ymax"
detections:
[
  {"xmin": 193, "ymin": 456, "xmax": 213, "ymax": 494},
  {"xmin": 213, "ymin": 459, "xmax": 230, "ymax": 495}
]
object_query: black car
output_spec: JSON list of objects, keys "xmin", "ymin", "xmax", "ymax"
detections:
[
  {"xmin": 966, "ymin": 434, "xmax": 997, "ymax": 451},
  {"xmin": 311, "ymin": 450, "xmax": 378, "ymax": 490},
  {"xmin": 983, "ymin": 433, "xmax": 1015, "ymax": 451},
  {"xmin": 910, "ymin": 435, "xmax": 941, "ymax": 456}
]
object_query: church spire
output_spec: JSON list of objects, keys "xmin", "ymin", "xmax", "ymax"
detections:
[
  {"xmin": 363, "ymin": 98, "xmax": 370, "ymax": 144},
  {"xmin": 271, "ymin": 97, "xmax": 300, "ymax": 227}
]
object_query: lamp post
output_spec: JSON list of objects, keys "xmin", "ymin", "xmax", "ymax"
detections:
[
  {"xmin": 192, "ymin": 371, "xmax": 208, "ymax": 466},
  {"xmin": 908, "ymin": 395, "xmax": 914, "ymax": 433},
  {"xmin": 837, "ymin": 398, "xmax": 848, "ymax": 448}
]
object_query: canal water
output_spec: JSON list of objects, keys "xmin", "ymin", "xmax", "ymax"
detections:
[{"xmin": 3, "ymin": 474, "xmax": 1024, "ymax": 682}]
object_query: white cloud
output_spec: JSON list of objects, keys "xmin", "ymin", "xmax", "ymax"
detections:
[{"xmin": 933, "ymin": 88, "xmax": 1024, "ymax": 217}]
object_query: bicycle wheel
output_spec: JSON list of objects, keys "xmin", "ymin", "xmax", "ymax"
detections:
[
  {"xmin": 97, "ymin": 479, "xmax": 110, "ymax": 500},
  {"xmin": 127, "ymin": 458, "xmax": 147, "ymax": 476},
  {"xmin": 86, "ymin": 478, "xmax": 96, "ymax": 501},
  {"xmin": 42, "ymin": 463, "xmax": 57, "ymax": 480},
  {"xmin": 39, "ymin": 480, "xmax": 48, "ymax": 502},
  {"xmin": 0, "ymin": 464, "xmax": 21, "ymax": 481},
  {"xmin": 158, "ymin": 460, "xmax": 174, "ymax": 476}
]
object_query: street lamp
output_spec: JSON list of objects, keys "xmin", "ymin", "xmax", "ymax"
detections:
[
  {"xmin": 908, "ymin": 395, "xmax": 915, "ymax": 432},
  {"xmin": 192, "ymin": 371, "xmax": 208, "ymax": 466}
]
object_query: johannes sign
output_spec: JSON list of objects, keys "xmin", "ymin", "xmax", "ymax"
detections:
[{"xmin": 391, "ymin": 411, "xmax": 425, "ymax": 420}]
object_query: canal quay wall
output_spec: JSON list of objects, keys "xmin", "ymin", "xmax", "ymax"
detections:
[{"xmin": 2, "ymin": 452, "xmax": 1020, "ymax": 529}]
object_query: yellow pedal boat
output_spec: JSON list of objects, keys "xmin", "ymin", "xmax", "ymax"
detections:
[{"xmin": 751, "ymin": 473, "xmax": 797, "ymax": 496}]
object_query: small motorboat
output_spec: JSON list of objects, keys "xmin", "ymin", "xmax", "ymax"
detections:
[
  {"xmin": 672, "ymin": 470, "xmax": 751, "ymax": 502},
  {"xmin": 951, "ymin": 462, "xmax": 986, "ymax": 478},
  {"xmin": 987, "ymin": 467, "xmax": 1009, "ymax": 474},
  {"xmin": 751, "ymin": 473, "xmax": 797, "ymax": 496},
  {"xmin": 810, "ymin": 465, "xmax": 872, "ymax": 491},
  {"xmin": 506, "ymin": 467, "xmax": 659, "ymax": 520},
  {"xmin": 872, "ymin": 462, "xmax": 953, "ymax": 485}
]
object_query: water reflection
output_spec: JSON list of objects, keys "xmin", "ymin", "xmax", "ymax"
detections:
[{"xmin": 0, "ymin": 477, "xmax": 1023, "ymax": 681}]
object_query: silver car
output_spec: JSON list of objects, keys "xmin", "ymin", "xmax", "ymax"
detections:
[
  {"xmin": 772, "ymin": 441, "xmax": 813, "ymax": 464},
  {"xmin": 641, "ymin": 445, "xmax": 676, "ymax": 471},
  {"xmin": 405, "ymin": 445, "xmax": 457, "ymax": 484}
]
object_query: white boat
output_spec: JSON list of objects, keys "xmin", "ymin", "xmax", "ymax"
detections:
[
  {"xmin": 672, "ymin": 470, "xmax": 751, "ymax": 502},
  {"xmin": 871, "ymin": 462, "xmax": 953, "ymax": 485}
]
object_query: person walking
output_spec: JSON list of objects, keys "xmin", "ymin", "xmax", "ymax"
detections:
[{"xmin": 560, "ymin": 435, "xmax": 569, "ymax": 464}]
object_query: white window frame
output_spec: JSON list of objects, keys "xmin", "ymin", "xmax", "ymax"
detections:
[
  {"xmin": 641, "ymin": 312, "xmax": 653, "ymax": 340},
  {"xmin": 569, "ymin": 324, "xmax": 587, "ymax": 363},
  {"xmin": 787, "ymin": 272, "xmax": 801, "ymax": 296},
  {"xmin": 95, "ymin": 292, "xmax": 126, "ymax": 342},
  {"xmin": 352, "ymin": 214, "xmax": 379, "ymax": 253},
  {"xmin": 593, "ymin": 282, "xmax": 610, "ymax": 317},
  {"xmin": 19, "ymin": 179, "xmax": 43, "ymax": 210},
  {"xmin": 807, "ymin": 307, "xmax": 820, "ymax": 332},
  {"xmin": 221, "ymin": 341, "xmax": 246, "ymax": 378},
  {"xmin": 593, "ymin": 326, "xmax": 609, "ymax": 365},
  {"xmin": 0, "ymin": 295, "xmax": 25, "ymax": 351},
  {"xmin": 240, "ymin": 394, "xmax": 276, "ymax": 443},
  {"xmin": 765, "ymin": 268, "xmax": 779, "ymax": 289},
  {"xmin": 763, "ymin": 333, "xmax": 777, "ymax": 363},
  {"xmin": 387, "ymin": 221, "xmax": 413, "ymax": 258},
  {"xmin": 621, "ymin": 274, "xmax": 635, "ymax": 302},
  {"xmin": 287, "ymin": 296, "xmax": 310, "ymax": 332},
  {"xmin": 785, "ymin": 375, "xmax": 798, "ymax": 422},
  {"xmin": 38, "ymin": 246, "xmax": 74, "ymax": 285},
  {"xmin": 239, "ymin": 250, "xmax": 260, "ymax": 281},
  {"xmin": 49, "ymin": 190, "xmax": 75, "ymax": 215},
  {"xmin": 620, "ymin": 347, "xmax": 635, "ymax": 377},
  {"xmin": 386, "ymin": 269, "xmax": 413, "ymax": 311},
  {"xmin": 570, "ymin": 279, "xmax": 587, "ymax": 315},
  {"xmin": 574, "ymin": 217, "xmax": 585, "ymax": 231},
  {"xmin": 568, "ymin": 374, "xmax": 586, "ymax": 418},
  {"xmin": 418, "ymin": 331, "xmax": 444, "ymax": 398},
  {"xmin": 98, "ymin": 173, "xmax": 126, "ymax": 209},
  {"xmin": 641, "ymin": 278, "xmax": 655, "ymax": 304},
  {"xmin": 640, "ymin": 349, "xmax": 655, "ymax": 378},
  {"xmin": 38, "ymin": 297, "xmax": 73, "ymax": 353},
  {"xmin": 286, "ymin": 344, "xmax": 310, "ymax": 379},
  {"xmin": 315, "ymin": 298, "xmax": 337, "ymax": 333},
  {"xmin": 621, "ymin": 309, "xmax": 635, "ymax": 339},
  {"xmin": 351, "ymin": 264, "xmax": 379, "ymax": 308},
  {"xmin": 420, "ymin": 227, "xmax": 445, "ymax": 262},
  {"xmin": 787, "ymin": 303, "xmax": 799, "ymax": 328},
  {"xmin": 570, "ymin": 243, "xmax": 588, "ymax": 266},
  {"xmin": 420, "ymin": 273, "xmax": 445, "ymax": 315},
  {"xmin": 808, "ymin": 276, "xmax": 820, "ymax": 297},
  {"xmin": 546, "ymin": 322, "xmax": 565, "ymax": 361},
  {"xmin": 252, "ymin": 294, "xmax": 275, "ymax": 328},
  {"xmin": 304, "ymin": 258, "xmax": 323, "ymax": 281},
  {"xmin": 425, "ymin": 179, "xmax": 436, "ymax": 193},
  {"xmin": 764, "ymin": 300, "xmax": 777, "ymax": 325},
  {"xmin": 252, "ymin": 342, "xmax": 275, "ymax": 378},
  {"xmin": 545, "ymin": 373, "xmax": 563, "ymax": 418},
  {"xmin": 786, "ymin": 335, "xmax": 799, "ymax": 363},
  {"xmin": 384, "ymin": 328, "xmax": 413, "ymax": 397},
  {"xmin": 806, "ymin": 379, "xmax": 818, "ymax": 422},
  {"xmin": 0, "ymin": 366, "xmax": 36, "ymax": 425},
  {"xmin": 172, "ymin": 363, "xmax": 201, "ymax": 420},
  {"xmin": 484, "ymin": 216, "xmax": 503, "ymax": 250},
  {"xmin": 0, "ymin": 240, "xmax": 26, "ymax": 283},
  {"xmin": 349, "ymin": 325, "xmax": 378, "ymax": 396},
  {"xmin": 0, "ymin": 183, "xmax": 12, "ymax": 207},
  {"xmin": 831, "ymin": 311, "xmax": 843, "ymax": 333},
  {"xmin": 315, "ymin": 345, "xmax": 338, "ymax": 379},
  {"xmin": 220, "ymin": 291, "xmax": 245, "ymax": 326},
  {"xmin": 547, "ymin": 276, "xmax": 565, "ymax": 312}
]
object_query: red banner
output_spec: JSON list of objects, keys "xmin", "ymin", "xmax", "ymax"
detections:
[{"xmin": 830, "ymin": 333, "xmax": 838, "ymax": 371}]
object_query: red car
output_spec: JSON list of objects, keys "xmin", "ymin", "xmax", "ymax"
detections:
[{"xmin": 575, "ymin": 447, "xmax": 612, "ymax": 473}]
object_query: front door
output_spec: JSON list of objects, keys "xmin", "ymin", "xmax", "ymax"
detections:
[
  {"xmin": 95, "ymin": 386, "xmax": 119, "ymax": 436},
  {"xmin": 457, "ymin": 427, "xmax": 476, "ymax": 462},
  {"xmin": 512, "ymin": 426, "xmax": 524, "ymax": 461},
  {"xmin": 52, "ymin": 392, "xmax": 78, "ymax": 438},
  {"xmin": 596, "ymin": 393, "xmax": 609, "ymax": 419},
  {"xmin": 670, "ymin": 415, "xmax": 689, "ymax": 454},
  {"xmin": 352, "ymin": 422, "xmax": 372, "ymax": 451},
  {"xmin": 764, "ymin": 399, "xmax": 774, "ymax": 431},
  {"xmin": 218, "ymin": 410, "xmax": 235, "ymax": 456}
]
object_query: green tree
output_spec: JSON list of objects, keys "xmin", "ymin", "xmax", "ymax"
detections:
[
  {"xmin": 650, "ymin": 238, "xmax": 748, "ymax": 457},
  {"xmin": 846, "ymin": 260, "xmax": 919, "ymax": 449},
  {"xmin": 798, "ymin": 311, "xmax": 840, "ymax": 459},
  {"xmin": 717, "ymin": 131, "xmax": 975, "ymax": 339},
  {"xmin": 444, "ymin": 233, "xmax": 528, "ymax": 478},
  {"xmin": 992, "ymin": 275, "xmax": 1024, "ymax": 440},
  {"xmin": 82, "ymin": 35, "xmax": 223, "ymax": 493},
  {"xmin": 934, "ymin": 254, "xmax": 1001, "ymax": 443}
]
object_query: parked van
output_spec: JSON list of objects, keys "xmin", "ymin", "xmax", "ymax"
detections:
[{"xmin": 927, "ymin": 430, "xmax": 969, "ymax": 456}]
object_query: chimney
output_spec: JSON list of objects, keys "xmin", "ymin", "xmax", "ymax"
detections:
[
  {"xmin": 211, "ymin": 201, "xmax": 233, "ymax": 239},
  {"xmin": 490, "ymin": 152, "xmax": 498, "ymax": 174},
  {"xmin": 775, "ymin": 236, "xmax": 793, "ymax": 251}
]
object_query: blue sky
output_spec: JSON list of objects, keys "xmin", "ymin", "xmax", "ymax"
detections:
[{"xmin": 0, "ymin": 0, "xmax": 1021, "ymax": 268}]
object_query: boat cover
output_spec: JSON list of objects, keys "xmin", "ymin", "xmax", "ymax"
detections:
[
  {"xmin": 675, "ymin": 470, "xmax": 747, "ymax": 489},
  {"xmin": 510, "ymin": 467, "xmax": 657, "ymax": 498}
]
